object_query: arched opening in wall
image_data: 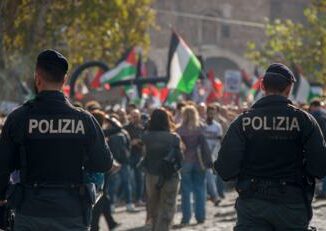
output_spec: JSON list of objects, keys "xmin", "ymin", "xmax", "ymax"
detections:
[
  {"xmin": 145, "ymin": 59, "xmax": 158, "ymax": 77},
  {"xmin": 205, "ymin": 57, "xmax": 239, "ymax": 81}
]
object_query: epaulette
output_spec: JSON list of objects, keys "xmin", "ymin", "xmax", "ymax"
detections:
[
  {"xmin": 73, "ymin": 105, "xmax": 86, "ymax": 113},
  {"xmin": 66, "ymin": 100, "xmax": 89, "ymax": 114},
  {"xmin": 287, "ymin": 103, "xmax": 300, "ymax": 110}
]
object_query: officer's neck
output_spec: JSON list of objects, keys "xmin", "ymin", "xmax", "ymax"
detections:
[
  {"xmin": 38, "ymin": 84, "xmax": 63, "ymax": 93},
  {"xmin": 265, "ymin": 91, "xmax": 289, "ymax": 98}
]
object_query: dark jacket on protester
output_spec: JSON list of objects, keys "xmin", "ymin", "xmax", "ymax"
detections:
[
  {"xmin": 311, "ymin": 109, "xmax": 326, "ymax": 138},
  {"xmin": 105, "ymin": 127, "xmax": 131, "ymax": 165},
  {"xmin": 142, "ymin": 131, "xmax": 183, "ymax": 176}
]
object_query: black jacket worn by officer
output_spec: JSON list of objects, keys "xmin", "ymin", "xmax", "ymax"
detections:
[
  {"xmin": 214, "ymin": 63, "xmax": 326, "ymax": 230},
  {"xmin": 0, "ymin": 50, "xmax": 113, "ymax": 230}
]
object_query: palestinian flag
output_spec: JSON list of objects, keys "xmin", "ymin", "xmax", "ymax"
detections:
[
  {"xmin": 247, "ymin": 76, "xmax": 264, "ymax": 102},
  {"xmin": 166, "ymin": 31, "xmax": 201, "ymax": 94},
  {"xmin": 100, "ymin": 48, "xmax": 137, "ymax": 84},
  {"xmin": 241, "ymin": 69, "xmax": 253, "ymax": 88},
  {"xmin": 90, "ymin": 69, "xmax": 105, "ymax": 89},
  {"xmin": 159, "ymin": 87, "xmax": 170, "ymax": 102},
  {"xmin": 292, "ymin": 74, "xmax": 310, "ymax": 104},
  {"xmin": 165, "ymin": 89, "xmax": 181, "ymax": 105},
  {"xmin": 309, "ymin": 84, "xmax": 324, "ymax": 101}
]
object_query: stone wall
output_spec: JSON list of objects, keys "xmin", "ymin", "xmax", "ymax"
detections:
[{"xmin": 148, "ymin": 0, "xmax": 309, "ymax": 78}]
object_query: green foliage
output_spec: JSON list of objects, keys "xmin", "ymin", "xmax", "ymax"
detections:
[
  {"xmin": 0, "ymin": 0, "xmax": 155, "ymax": 78},
  {"xmin": 246, "ymin": 0, "xmax": 326, "ymax": 83}
]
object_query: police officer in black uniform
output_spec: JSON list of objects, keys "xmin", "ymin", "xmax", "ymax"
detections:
[
  {"xmin": 215, "ymin": 63, "xmax": 326, "ymax": 230},
  {"xmin": 0, "ymin": 49, "xmax": 113, "ymax": 230}
]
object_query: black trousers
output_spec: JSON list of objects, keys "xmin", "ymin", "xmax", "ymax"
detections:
[
  {"xmin": 234, "ymin": 197, "xmax": 309, "ymax": 231},
  {"xmin": 90, "ymin": 195, "xmax": 116, "ymax": 231},
  {"xmin": 15, "ymin": 213, "xmax": 88, "ymax": 231}
]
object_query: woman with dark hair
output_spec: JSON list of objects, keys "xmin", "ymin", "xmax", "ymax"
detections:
[{"xmin": 142, "ymin": 108, "xmax": 183, "ymax": 231}]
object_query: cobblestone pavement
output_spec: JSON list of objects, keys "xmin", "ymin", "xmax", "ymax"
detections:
[{"xmin": 99, "ymin": 191, "xmax": 326, "ymax": 231}]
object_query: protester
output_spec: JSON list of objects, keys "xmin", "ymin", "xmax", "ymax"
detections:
[
  {"xmin": 176, "ymin": 105, "xmax": 209, "ymax": 225},
  {"xmin": 203, "ymin": 105, "xmax": 223, "ymax": 204},
  {"xmin": 124, "ymin": 109, "xmax": 145, "ymax": 207},
  {"xmin": 116, "ymin": 108, "xmax": 129, "ymax": 126},
  {"xmin": 90, "ymin": 110, "xmax": 120, "ymax": 231},
  {"xmin": 85, "ymin": 100, "xmax": 102, "ymax": 112},
  {"xmin": 104, "ymin": 114, "xmax": 136, "ymax": 213},
  {"xmin": 174, "ymin": 102, "xmax": 186, "ymax": 125},
  {"xmin": 197, "ymin": 102, "xmax": 207, "ymax": 122},
  {"xmin": 142, "ymin": 108, "xmax": 183, "ymax": 231},
  {"xmin": 309, "ymin": 99, "xmax": 326, "ymax": 199}
]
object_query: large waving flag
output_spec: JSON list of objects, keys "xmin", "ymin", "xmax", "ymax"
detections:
[
  {"xmin": 292, "ymin": 74, "xmax": 310, "ymax": 104},
  {"xmin": 100, "ymin": 48, "xmax": 137, "ymax": 84},
  {"xmin": 166, "ymin": 31, "xmax": 202, "ymax": 94},
  {"xmin": 291, "ymin": 64, "xmax": 311, "ymax": 104}
]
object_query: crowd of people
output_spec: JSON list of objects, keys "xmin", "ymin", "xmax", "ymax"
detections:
[
  {"xmin": 54, "ymin": 96, "xmax": 326, "ymax": 229},
  {"xmin": 0, "ymin": 96, "xmax": 325, "ymax": 230},
  {"xmin": 2, "ymin": 49, "xmax": 326, "ymax": 231},
  {"xmin": 79, "ymin": 99, "xmax": 239, "ymax": 230}
]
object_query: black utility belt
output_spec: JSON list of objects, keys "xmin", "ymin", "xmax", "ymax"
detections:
[
  {"xmin": 23, "ymin": 183, "xmax": 83, "ymax": 190},
  {"xmin": 236, "ymin": 178, "xmax": 303, "ymax": 203}
]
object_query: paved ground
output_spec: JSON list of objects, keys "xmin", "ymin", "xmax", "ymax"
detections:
[{"xmin": 99, "ymin": 191, "xmax": 326, "ymax": 231}]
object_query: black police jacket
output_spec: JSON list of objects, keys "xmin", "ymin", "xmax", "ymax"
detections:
[
  {"xmin": 0, "ymin": 91, "xmax": 113, "ymax": 200},
  {"xmin": 214, "ymin": 95, "xmax": 326, "ymax": 181}
]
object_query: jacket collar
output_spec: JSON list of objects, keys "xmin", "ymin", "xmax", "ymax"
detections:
[
  {"xmin": 36, "ymin": 90, "xmax": 66, "ymax": 101},
  {"xmin": 252, "ymin": 95, "xmax": 293, "ymax": 109}
]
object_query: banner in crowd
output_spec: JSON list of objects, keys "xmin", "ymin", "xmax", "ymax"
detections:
[{"xmin": 224, "ymin": 70, "xmax": 241, "ymax": 93}]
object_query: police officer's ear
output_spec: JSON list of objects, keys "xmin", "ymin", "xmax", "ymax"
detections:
[
  {"xmin": 34, "ymin": 70, "xmax": 42, "ymax": 89},
  {"xmin": 260, "ymin": 80, "xmax": 266, "ymax": 92},
  {"xmin": 63, "ymin": 74, "xmax": 68, "ymax": 85},
  {"xmin": 283, "ymin": 84, "xmax": 292, "ymax": 97}
]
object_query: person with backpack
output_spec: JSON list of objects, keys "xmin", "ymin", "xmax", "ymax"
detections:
[
  {"xmin": 309, "ymin": 99, "xmax": 326, "ymax": 200},
  {"xmin": 89, "ymin": 110, "xmax": 120, "ymax": 231},
  {"xmin": 142, "ymin": 108, "xmax": 183, "ymax": 231},
  {"xmin": 104, "ymin": 115, "xmax": 136, "ymax": 212}
]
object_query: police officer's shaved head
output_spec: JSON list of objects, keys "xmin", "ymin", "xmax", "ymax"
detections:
[
  {"xmin": 262, "ymin": 63, "xmax": 296, "ymax": 94},
  {"xmin": 36, "ymin": 49, "xmax": 68, "ymax": 83}
]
